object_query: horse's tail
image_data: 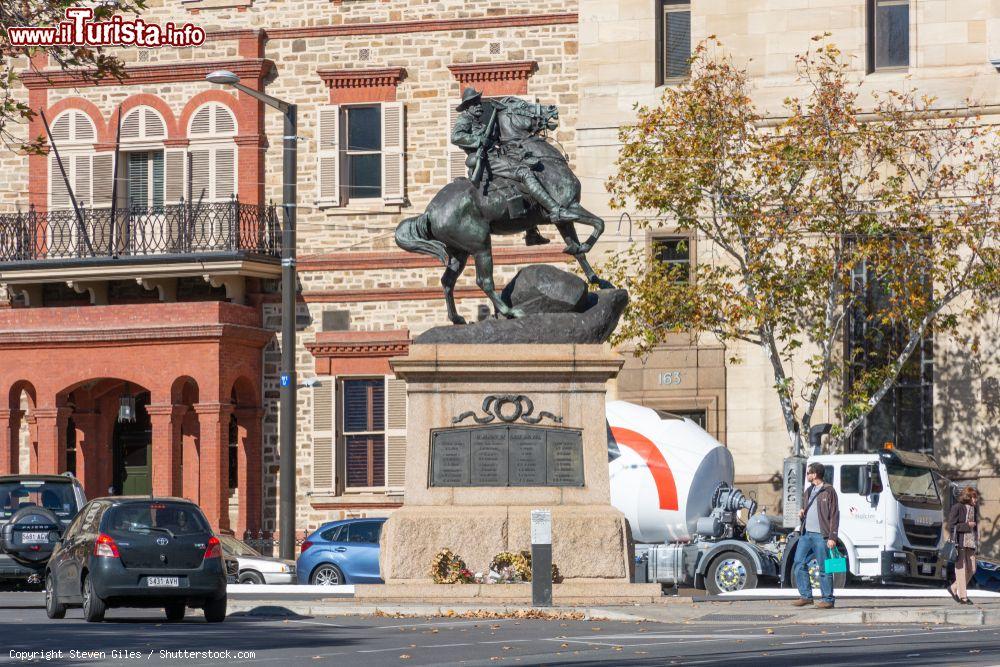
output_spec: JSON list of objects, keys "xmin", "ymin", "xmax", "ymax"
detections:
[{"xmin": 394, "ymin": 212, "xmax": 449, "ymax": 266}]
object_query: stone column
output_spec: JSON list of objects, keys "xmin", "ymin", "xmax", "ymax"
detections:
[
  {"xmin": 0, "ymin": 409, "xmax": 20, "ymax": 475},
  {"xmin": 194, "ymin": 403, "xmax": 233, "ymax": 531},
  {"xmin": 70, "ymin": 411, "xmax": 101, "ymax": 496},
  {"xmin": 33, "ymin": 407, "xmax": 71, "ymax": 474},
  {"xmin": 147, "ymin": 403, "xmax": 185, "ymax": 498},
  {"xmin": 234, "ymin": 408, "xmax": 263, "ymax": 536},
  {"xmin": 26, "ymin": 414, "xmax": 37, "ymax": 473}
]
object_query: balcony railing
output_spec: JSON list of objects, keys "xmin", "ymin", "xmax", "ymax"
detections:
[{"xmin": 0, "ymin": 198, "xmax": 281, "ymax": 264}]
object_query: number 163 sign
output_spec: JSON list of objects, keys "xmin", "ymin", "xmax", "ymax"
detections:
[{"xmin": 658, "ymin": 371, "xmax": 682, "ymax": 386}]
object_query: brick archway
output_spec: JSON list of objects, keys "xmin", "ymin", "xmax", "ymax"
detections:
[{"xmin": 0, "ymin": 302, "xmax": 271, "ymax": 530}]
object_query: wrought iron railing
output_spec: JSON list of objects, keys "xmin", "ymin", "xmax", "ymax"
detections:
[{"xmin": 0, "ymin": 197, "xmax": 280, "ymax": 263}]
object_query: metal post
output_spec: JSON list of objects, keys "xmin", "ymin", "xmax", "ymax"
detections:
[
  {"xmin": 278, "ymin": 104, "xmax": 298, "ymax": 561},
  {"xmin": 531, "ymin": 509, "xmax": 552, "ymax": 607}
]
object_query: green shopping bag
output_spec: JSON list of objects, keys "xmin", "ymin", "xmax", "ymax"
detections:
[{"xmin": 824, "ymin": 547, "xmax": 847, "ymax": 574}]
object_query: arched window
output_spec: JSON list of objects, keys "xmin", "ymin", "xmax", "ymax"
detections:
[
  {"xmin": 48, "ymin": 110, "xmax": 97, "ymax": 210},
  {"xmin": 119, "ymin": 107, "xmax": 169, "ymax": 214},
  {"xmin": 187, "ymin": 103, "xmax": 238, "ymax": 203}
]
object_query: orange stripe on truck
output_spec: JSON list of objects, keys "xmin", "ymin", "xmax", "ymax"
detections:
[{"xmin": 610, "ymin": 426, "xmax": 679, "ymax": 511}]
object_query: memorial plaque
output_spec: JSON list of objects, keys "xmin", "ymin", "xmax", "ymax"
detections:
[
  {"xmin": 546, "ymin": 430, "xmax": 585, "ymax": 486},
  {"xmin": 430, "ymin": 429, "xmax": 471, "ymax": 486},
  {"xmin": 429, "ymin": 425, "xmax": 583, "ymax": 487},
  {"xmin": 508, "ymin": 427, "xmax": 547, "ymax": 486},
  {"xmin": 471, "ymin": 427, "xmax": 509, "ymax": 485}
]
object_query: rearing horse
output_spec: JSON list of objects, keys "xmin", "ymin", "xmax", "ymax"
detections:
[{"xmin": 395, "ymin": 97, "xmax": 609, "ymax": 324}]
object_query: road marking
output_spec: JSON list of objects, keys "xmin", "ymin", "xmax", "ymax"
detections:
[
  {"xmin": 282, "ymin": 618, "xmax": 347, "ymax": 628},
  {"xmin": 357, "ymin": 646, "xmax": 424, "ymax": 654},
  {"xmin": 375, "ymin": 618, "xmax": 518, "ymax": 629},
  {"xmin": 780, "ymin": 628, "xmax": 985, "ymax": 646}
]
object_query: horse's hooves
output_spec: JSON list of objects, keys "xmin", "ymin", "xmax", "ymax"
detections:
[
  {"xmin": 506, "ymin": 308, "xmax": 526, "ymax": 319},
  {"xmin": 450, "ymin": 316, "xmax": 468, "ymax": 325},
  {"xmin": 595, "ymin": 279, "xmax": 615, "ymax": 289}
]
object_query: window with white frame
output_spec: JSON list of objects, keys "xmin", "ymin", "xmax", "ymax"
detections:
[
  {"xmin": 310, "ymin": 375, "xmax": 407, "ymax": 495},
  {"xmin": 657, "ymin": 0, "xmax": 691, "ymax": 85},
  {"xmin": 186, "ymin": 102, "xmax": 237, "ymax": 203},
  {"xmin": 868, "ymin": 0, "xmax": 909, "ymax": 71},
  {"xmin": 315, "ymin": 102, "xmax": 405, "ymax": 207},
  {"xmin": 46, "ymin": 109, "xmax": 110, "ymax": 259}
]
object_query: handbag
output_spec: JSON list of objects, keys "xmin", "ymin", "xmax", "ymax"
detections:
[
  {"xmin": 824, "ymin": 547, "xmax": 847, "ymax": 574},
  {"xmin": 940, "ymin": 540, "xmax": 958, "ymax": 564}
]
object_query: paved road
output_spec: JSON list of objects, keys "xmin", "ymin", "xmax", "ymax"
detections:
[{"xmin": 2, "ymin": 593, "xmax": 1000, "ymax": 666}]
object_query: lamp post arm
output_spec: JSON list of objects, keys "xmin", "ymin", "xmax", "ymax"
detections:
[{"xmin": 227, "ymin": 80, "xmax": 291, "ymax": 113}]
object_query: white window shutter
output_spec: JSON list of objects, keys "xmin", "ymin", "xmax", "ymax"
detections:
[
  {"xmin": 447, "ymin": 101, "xmax": 468, "ymax": 181},
  {"xmin": 73, "ymin": 155, "xmax": 91, "ymax": 206},
  {"xmin": 49, "ymin": 155, "xmax": 71, "ymax": 210},
  {"xmin": 73, "ymin": 112, "xmax": 95, "ymax": 142},
  {"xmin": 91, "ymin": 153, "xmax": 114, "ymax": 207},
  {"xmin": 188, "ymin": 149, "xmax": 211, "ymax": 203},
  {"xmin": 51, "ymin": 114, "xmax": 72, "ymax": 143},
  {"xmin": 316, "ymin": 106, "xmax": 341, "ymax": 206},
  {"xmin": 121, "ymin": 110, "xmax": 141, "ymax": 140},
  {"xmin": 215, "ymin": 147, "xmax": 236, "ymax": 200},
  {"xmin": 312, "ymin": 377, "xmax": 337, "ymax": 492},
  {"xmin": 190, "ymin": 106, "xmax": 212, "ymax": 136},
  {"xmin": 164, "ymin": 149, "xmax": 186, "ymax": 205},
  {"xmin": 384, "ymin": 377, "xmax": 407, "ymax": 492},
  {"xmin": 381, "ymin": 102, "xmax": 405, "ymax": 204}
]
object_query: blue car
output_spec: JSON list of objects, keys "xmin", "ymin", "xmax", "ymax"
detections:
[{"xmin": 297, "ymin": 518, "xmax": 386, "ymax": 585}]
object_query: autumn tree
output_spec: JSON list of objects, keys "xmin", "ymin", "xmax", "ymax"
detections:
[
  {"xmin": 604, "ymin": 39, "xmax": 1000, "ymax": 455},
  {"xmin": 1, "ymin": 0, "xmax": 146, "ymax": 153}
]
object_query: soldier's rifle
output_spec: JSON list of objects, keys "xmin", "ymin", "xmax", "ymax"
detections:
[{"xmin": 471, "ymin": 105, "xmax": 499, "ymax": 185}]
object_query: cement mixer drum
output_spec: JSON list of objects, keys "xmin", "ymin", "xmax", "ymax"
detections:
[{"xmin": 607, "ymin": 401, "xmax": 735, "ymax": 543}]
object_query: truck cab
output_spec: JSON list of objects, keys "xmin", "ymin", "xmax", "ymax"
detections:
[{"xmin": 805, "ymin": 449, "xmax": 946, "ymax": 585}]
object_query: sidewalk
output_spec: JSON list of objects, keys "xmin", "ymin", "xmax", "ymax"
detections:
[{"xmin": 226, "ymin": 591, "xmax": 1000, "ymax": 627}]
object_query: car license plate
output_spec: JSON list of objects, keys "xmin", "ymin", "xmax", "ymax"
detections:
[
  {"xmin": 21, "ymin": 532, "xmax": 48, "ymax": 544},
  {"xmin": 147, "ymin": 576, "xmax": 179, "ymax": 587}
]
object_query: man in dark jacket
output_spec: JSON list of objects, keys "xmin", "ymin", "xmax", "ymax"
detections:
[{"xmin": 792, "ymin": 462, "xmax": 841, "ymax": 608}]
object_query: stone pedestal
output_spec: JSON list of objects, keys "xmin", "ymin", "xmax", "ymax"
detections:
[{"xmin": 380, "ymin": 344, "xmax": 657, "ymax": 601}]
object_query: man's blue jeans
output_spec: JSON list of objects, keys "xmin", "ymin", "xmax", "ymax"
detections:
[{"xmin": 793, "ymin": 531, "xmax": 834, "ymax": 603}]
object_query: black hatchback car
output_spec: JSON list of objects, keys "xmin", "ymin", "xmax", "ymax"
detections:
[{"xmin": 44, "ymin": 497, "xmax": 227, "ymax": 623}]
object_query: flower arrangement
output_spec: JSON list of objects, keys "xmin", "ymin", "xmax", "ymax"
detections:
[
  {"xmin": 430, "ymin": 548, "xmax": 475, "ymax": 584},
  {"xmin": 471, "ymin": 550, "xmax": 564, "ymax": 584}
]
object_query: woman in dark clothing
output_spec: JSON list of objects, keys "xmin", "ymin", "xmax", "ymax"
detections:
[{"xmin": 948, "ymin": 486, "xmax": 980, "ymax": 604}]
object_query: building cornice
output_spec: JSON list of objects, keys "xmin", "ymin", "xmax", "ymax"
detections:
[
  {"xmin": 265, "ymin": 13, "xmax": 577, "ymax": 41},
  {"xmin": 447, "ymin": 61, "xmax": 537, "ymax": 86},
  {"xmin": 20, "ymin": 59, "xmax": 275, "ymax": 90},
  {"xmin": 306, "ymin": 329, "xmax": 411, "ymax": 359}
]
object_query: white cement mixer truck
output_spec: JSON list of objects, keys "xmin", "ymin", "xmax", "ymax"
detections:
[{"xmin": 607, "ymin": 401, "xmax": 948, "ymax": 594}]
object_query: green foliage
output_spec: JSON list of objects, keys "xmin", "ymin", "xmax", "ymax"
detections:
[
  {"xmin": 604, "ymin": 38, "xmax": 1000, "ymax": 450},
  {"xmin": 1, "ymin": 0, "xmax": 147, "ymax": 153}
]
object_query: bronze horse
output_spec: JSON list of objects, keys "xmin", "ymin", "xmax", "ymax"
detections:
[{"xmin": 395, "ymin": 98, "xmax": 610, "ymax": 324}]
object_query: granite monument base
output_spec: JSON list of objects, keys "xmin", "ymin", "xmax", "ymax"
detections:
[{"xmin": 377, "ymin": 344, "xmax": 658, "ymax": 602}]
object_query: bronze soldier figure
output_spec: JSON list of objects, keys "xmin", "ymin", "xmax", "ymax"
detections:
[{"xmin": 451, "ymin": 87, "xmax": 575, "ymax": 245}]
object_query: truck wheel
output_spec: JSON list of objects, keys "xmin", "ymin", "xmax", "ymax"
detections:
[{"xmin": 706, "ymin": 552, "xmax": 758, "ymax": 595}]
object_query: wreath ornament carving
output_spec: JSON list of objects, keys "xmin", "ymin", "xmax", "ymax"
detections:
[{"xmin": 452, "ymin": 394, "xmax": 563, "ymax": 425}]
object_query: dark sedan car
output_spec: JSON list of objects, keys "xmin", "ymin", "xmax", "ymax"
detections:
[{"xmin": 44, "ymin": 497, "xmax": 227, "ymax": 623}]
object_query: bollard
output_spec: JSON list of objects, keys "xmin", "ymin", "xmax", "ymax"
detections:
[{"xmin": 531, "ymin": 509, "xmax": 552, "ymax": 607}]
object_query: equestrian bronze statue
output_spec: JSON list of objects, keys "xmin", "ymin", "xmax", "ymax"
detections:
[{"xmin": 395, "ymin": 87, "xmax": 610, "ymax": 325}]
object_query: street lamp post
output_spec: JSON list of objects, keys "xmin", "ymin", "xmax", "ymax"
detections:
[{"xmin": 207, "ymin": 71, "xmax": 298, "ymax": 560}]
